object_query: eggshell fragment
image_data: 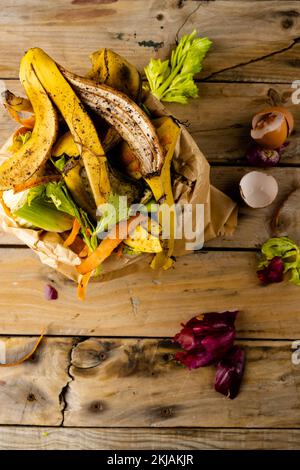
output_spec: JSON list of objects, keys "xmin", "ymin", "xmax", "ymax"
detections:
[{"xmin": 239, "ymin": 171, "xmax": 278, "ymax": 208}]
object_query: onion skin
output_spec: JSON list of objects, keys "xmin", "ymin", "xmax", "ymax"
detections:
[
  {"xmin": 246, "ymin": 145, "xmax": 280, "ymax": 167},
  {"xmin": 257, "ymin": 256, "xmax": 284, "ymax": 285},
  {"xmin": 251, "ymin": 107, "xmax": 294, "ymax": 150}
]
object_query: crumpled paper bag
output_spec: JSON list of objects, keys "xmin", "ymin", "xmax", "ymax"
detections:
[{"xmin": 0, "ymin": 93, "xmax": 237, "ymax": 282}]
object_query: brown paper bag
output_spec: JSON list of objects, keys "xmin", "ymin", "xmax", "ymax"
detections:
[{"xmin": 0, "ymin": 93, "xmax": 237, "ymax": 282}]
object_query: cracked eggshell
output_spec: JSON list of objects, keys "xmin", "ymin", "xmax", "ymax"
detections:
[{"xmin": 239, "ymin": 171, "xmax": 278, "ymax": 208}]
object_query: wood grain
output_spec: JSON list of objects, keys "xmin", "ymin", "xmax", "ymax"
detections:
[
  {"xmin": 64, "ymin": 338, "xmax": 300, "ymax": 428},
  {"xmin": 0, "ymin": 337, "xmax": 72, "ymax": 425},
  {"xmin": 0, "ymin": 248, "xmax": 299, "ymax": 338},
  {"xmin": 0, "ymin": 337, "xmax": 298, "ymax": 429},
  {"xmin": 0, "ymin": 426, "xmax": 299, "ymax": 450},
  {"xmin": 209, "ymin": 166, "xmax": 300, "ymax": 249},
  {"xmin": 1, "ymin": 81, "xmax": 299, "ymax": 164},
  {"xmin": 0, "ymin": 1, "xmax": 299, "ymax": 83}
]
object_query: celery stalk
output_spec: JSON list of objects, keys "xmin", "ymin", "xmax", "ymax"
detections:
[{"xmin": 14, "ymin": 199, "xmax": 73, "ymax": 232}]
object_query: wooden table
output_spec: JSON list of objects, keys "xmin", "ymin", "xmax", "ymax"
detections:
[{"xmin": 0, "ymin": 0, "xmax": 300, "ymax": 450}]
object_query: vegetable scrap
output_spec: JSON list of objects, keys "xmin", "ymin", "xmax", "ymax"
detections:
[
  {"xmin": 258, "ymin": 237, "xmax": 300, "ymax": 287},
  {"xmin": 144, "ymin": 30, "xmax": 212, "ymax": 103},
  {"xmin": 246, "ymin": 107, "xmax": 294, "ymax": 167},
  {"xmin": 173, "ymin": 311, "xmax": 245, "ymax": 399},
  {"xmin": 0, "ymin": 330, "xmax": 44, "ymax": 367},
  {"xmin": 44, "ymin": 284, "xmax": 58, "ymax": 300},
  {"xmin": 0, "ymin": 44, "xmax": 191, "ymax": 300}
]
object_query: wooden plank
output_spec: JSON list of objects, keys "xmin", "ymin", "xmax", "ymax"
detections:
[
  {"xmin": 0, "ymin": 338, "xmax": 299, "ymax": 428},
  {"xmin": 0, "ymin": 337, "xmax": 72, "ymax": 425},
  {"xmin": 0, "ymin": 1, "xmax": 298, "ymax": 83},
  {"xmin": 1, "ymin": 81, "xmax": 298, "ymax": 166},
  {"xmin": 0, "ymin": 426, "xmax": 299, "ymax": 450},
  {"xmin": 64, "ymin": 338, "xmax": 300, "ymax": 428},
  {"xmin": 209, "ymin": 166, "xmax": 300, "ymax": 249},
  {"xmin": 0, "ymin": 248, "xmax": 299, "ymax": 338}
]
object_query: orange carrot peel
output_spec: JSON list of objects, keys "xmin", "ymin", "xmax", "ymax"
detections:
[
  {"xmin": 77, "ymin": 214, "xmax": 146, "ymax": 275},
  {"xmin": 63, "ymin": 218, "xmax": 81, "ymax": 247}
]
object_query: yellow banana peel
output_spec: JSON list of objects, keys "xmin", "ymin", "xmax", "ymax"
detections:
[
  {"xmin": 149, "ymin": 117, "xmax": 181, "ymax": 270},
  {"xmin": 88, "ymin": 48, "xmax": 141, "ymax": 101},
  {"xmin": 0, "ymin": 54, "xmax": 58, "ymax": 189},
  {"xmin": 124, "ymin": 224, "xmax": 162, "ymax": 253},
  {"xmin": 28, "ymin": 47, "xmax": 111, "ymax": 207}
]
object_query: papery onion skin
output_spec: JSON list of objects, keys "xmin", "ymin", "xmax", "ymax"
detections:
[
  {"xmin": 257, "ymin": 256, "xmax": 285, "ymax": 285},
  {"xmin": 174, "ymin": 312, "xmax": 238, "ymax": 369},
  {"xmin": 214, "ymin": 346, "xmax": 245, "ymax": 399},
  {"xmin": 44, "ymin": 284, "xmax": 58, "ymax": 300},
  {"xmin": 246, "ymin": 145, "xmax": 280, "ymax": 167}
]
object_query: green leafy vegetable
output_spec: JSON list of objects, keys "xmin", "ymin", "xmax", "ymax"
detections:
[
  {"xmin": 259, "ymin": 237, "xmax": 300, "ymax": 286},
  {"xmin": 95, "ymin": 193, "xmax": 129, "ymax": 235},
  {"xmin": 14, "ymin": 182, "xmax": 98, "ymax": 250},
  {"xmin": 144, "ymin": 30, "xmax": 212, "ymax": 103},
  {"xmin": 16, "ymin": 131, "xmax": 32, "ymax": 145},
  {"xmin": 46, "ymin": 182, "xmax": 97, "ymax": 250},
  {"xmin": 52, "ymin": 155, "xmax": 67, "ymax": 172},
  {"xmin": 14, "ymin": 199, "xmax": 73, "ymax": 232}
]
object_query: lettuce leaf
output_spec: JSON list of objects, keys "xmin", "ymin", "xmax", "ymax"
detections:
[
  {"xmin": 144, "ymin": 30, "xmax": 212, "ymax": 103},
  {"xmin": 16, "ymin": 182, "xmax": 98, "ymax": 250},
  {"xmin": 259, "ymin": 237, "xmax": 300, "ymax": 286}
]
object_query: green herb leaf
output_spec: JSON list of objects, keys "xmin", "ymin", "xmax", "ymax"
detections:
[{"xmin": 144, "ymin": 30, "xmax": 212, "ymax": 104}]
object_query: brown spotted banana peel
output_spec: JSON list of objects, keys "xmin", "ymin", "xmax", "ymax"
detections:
[
  {"xmin": 59, "ymin": 65, "xmax": 164, "ymax": 178},
  {"xmin": 27, "ymin": 48, "xmax": 111, "ymax": 207},
  {"xmin": 0, "ymin": 53, "xmax": 58, "ymax": 190}
]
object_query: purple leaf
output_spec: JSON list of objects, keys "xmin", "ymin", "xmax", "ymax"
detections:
[
  {"xmin": 175, "ymin": 349, "xmax": 217, "ymax": 369},
  {"xmin": 257, "ymin": 256, "xmax": 284, "ymax": 285},
  {"xmin": 214, "ymin": 346, "xmax": 245, "ymax": 399},
  {"xmin": 173, "ymin": 327, "xmax": 201, "ymax": 351}
]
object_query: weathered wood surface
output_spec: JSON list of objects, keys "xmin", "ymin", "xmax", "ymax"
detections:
[
  {"xmin": 0, "ymin": 248, "xmax": 300, "ymax": 338},
  {"xmin": 0, "ymin": 1, "xmax": 299, "ymax": 83},
  {"xmin": 0, "ymin": 337, "xmax": 72, "ymax": 425},
  {"xmin": 0, "ymin": 0, "xmax": 299, "ymax": 449},
  {"xmin": 1, "ymin": 81, "xmax": 299, "ymax": 165},
  {"xmin": 0, "ymin": 337, "xmax": 299, "ymax": 428},
  {"xmin": 0, "ymin": 426, "xmax": 300, "ymax": 450}
]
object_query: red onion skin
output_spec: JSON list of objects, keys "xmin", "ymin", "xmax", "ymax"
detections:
[
  {"xmin": 174, "ymin": 312, "xmax": 237, "ymax": 369},
  {"xmin": 214, "ymin": 346, "xmax": 245, "ymax": 399},
  {"xmin": 257, "ymin": 256, "xmax": 284, "ymax": 285},
  {"xmin": 44, "ymin": 284, "xmax": 58, "ymax": 300}
]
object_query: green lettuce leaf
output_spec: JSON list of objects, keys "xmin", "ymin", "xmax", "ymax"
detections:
[
  {"xmin": 45, "ymin": 182, "xmax": 97, "ymax": 250},
  {"xmin": 259, "ymin": 237, "xmax": 300, "ymax": 286},
  {"xmin": 144, "ymin": 30, "xmax": 212, "ymax": 104}
]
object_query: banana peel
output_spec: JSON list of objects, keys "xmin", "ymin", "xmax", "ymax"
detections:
[
  {"xmin": 149, "ymin": 117, "xmax": 181, "ymax": 270},
  {"xmin": 0, "ymin": 55, "xmax": 58, "ymax": 189},
  {"xmin": 60, "ymin": 66, "xmax": 164, "ymax": 177},
  {"xmin": 124, "ymin": 224, "xmax": 162, "ymax": 253},
  {"xmin": 27, "ymin": 47, "xmax": 111, "ymax": 207},
  {"xmin": 52, "ymin": 132, "xmax": 79, "ymax": 158},
  {"xmin": 52, "ymin": 132, "xmax": 96, "ymax": 217},
  {"xmin": 87, "ymin": 48, "xmax": 141, "ymax": 102}
]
